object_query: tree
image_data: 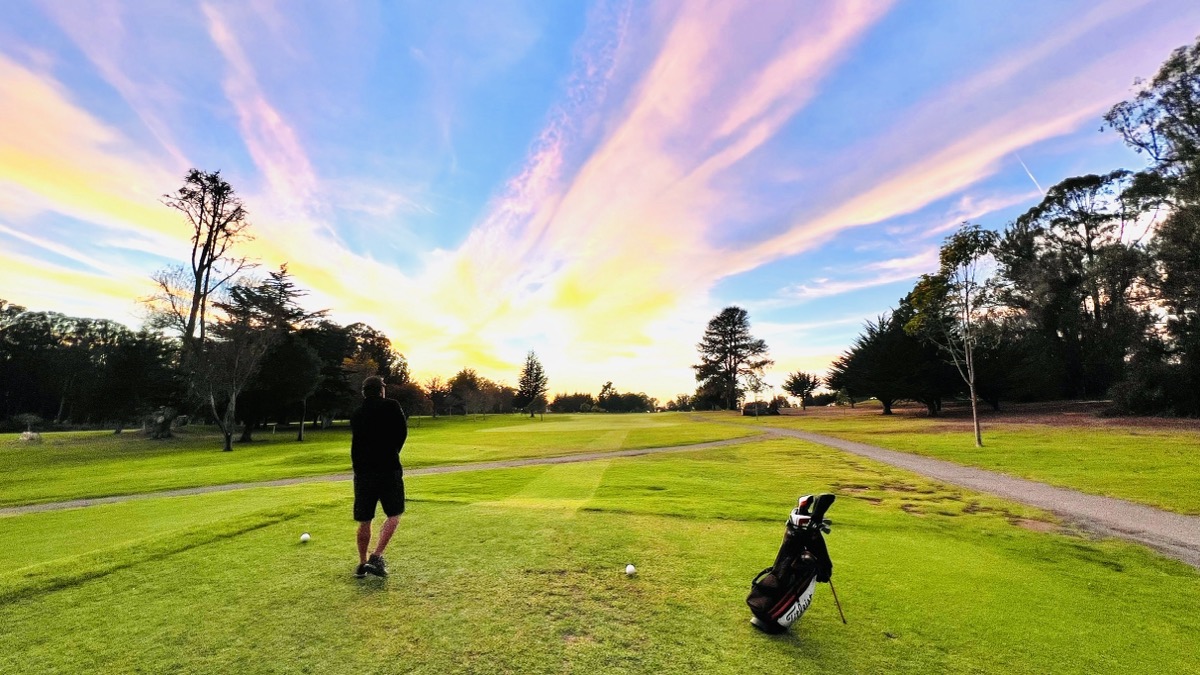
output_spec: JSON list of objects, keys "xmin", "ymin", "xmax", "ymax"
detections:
[
  {"xmin": 346, "ymin": 323, "xmax": 406, "ymax": 382},
  {"xmin": 597, "ymin": 381, "xmax": 617, "ymax": 411},
  {"xmin": 298, "ymin": 320, "xmax": 356, "ymax": 428},
  {"xmin": 994, "ymin": 170, "xmax": 1152, "ymax": 400},
  {"xmin": 665, "ymin": 394, "xmax": 694, "ymax": 412},
  {"xmin": 0, "ymin": 305, "xmax": 176, "ymax": 428},
  {"xmin": 514, "ymin": 351, "xmax": 548, "ymax": 418},
  {"xmin": 1104, "ymin": 38, "xmax": 1200, "ymax": 193},
  {"xmin": 782, "ymin": 371, "xmax": 820, "ymax": 410},
  {"xmin": 202, "ymin": 280, "xmax": 283, "ymax": 451},
  {"xmin": 550, "ymin": 392, "xmax": 595, "ymax": 413},
  {"xmin": 906, "ymin": 223, "xmax": 999, "ymax": 446},
  {"xmin": 231, "ymin": 266, "xmax": 325, "ymax": 442},
  {"xmin": 743, "ymin": 372, "xmax": 768, "ymax": 419},
  {"xmin": 388, "ymin": 380, "xmax": 432, "ymax": 416},
  {"xmin": 1106, "ymin": 36, "xmax": 1200, "ymax": 415},
  {"xmin": 424, "ymin": 376, "xmax": 450, "ymax": 417},
  {"xmin": 826, "ymin": 315, "xmax": 905, "ymax": 415},
  {"xmin": 154, "ymin": 169, "xmax": 253, "ymax": 357},
  {"xmin": 1149, "ymin": 208, "xmax": 1200, "ymax": 414},
  {"xmin": 693, "ymin": 306, "xmax": 772, "ymax": 410},
  {"xmin": 448, "ymin": 368, "xmax": 483, "ymax": 415},
  {"xmin": 692, "ymin": 379, "xmax": 726, "ymax": 411},
  {"xmin": 238, "ymin": 334, "xmax": 322, "ymax": 442},
  {"xmin": 592, "ymin": 383, "xmax": 653, "ymax": 413},
  {"xmin": 91, "ymin": 327, "xmax": 176, "ymax": 431},
  {"xmin": 829, "ymin": 305, "xmax": 955, "ymax": 416}
]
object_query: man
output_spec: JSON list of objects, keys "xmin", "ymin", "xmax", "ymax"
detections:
[{"xmin": 350, "ymin": 376, "xmax": 408, "ymax": 578}]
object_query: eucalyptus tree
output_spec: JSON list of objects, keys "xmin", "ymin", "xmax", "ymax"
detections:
[
  {"xmin": 1106, "ymin": 36, "xmax": 1200, "ymax": 414},
  {"xmin": 996, "ymin": 171, "xmax": 1151, "ymax": 399}
]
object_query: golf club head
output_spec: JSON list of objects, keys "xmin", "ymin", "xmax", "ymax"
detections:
[
  {"xmin": 789, "ymin": 511, "xmax": 812, "ymax": 528},
  {"xmin": 796, "ymin": 494, "xmax": 815, "ymax": 515}
]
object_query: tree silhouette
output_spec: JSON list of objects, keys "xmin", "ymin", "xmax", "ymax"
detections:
[
  {"xmin": 693, "ymin": 306, "xmax": 772, "ymax": 410},
  {"xmin": 153, "ymin": 169, "xmax": 253, "ymax": 357},
  {"xmin": 515, "ymin": 351, "xmax": 548, "ymax": 418},
  {"xmin": 782, "ymin": 371, "xmax": 821, "ymax": 410}
]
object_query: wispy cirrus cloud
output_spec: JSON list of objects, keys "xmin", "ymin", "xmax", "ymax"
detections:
[
  {"xmin": 204, "ymin": 4, "xmax": 319, "ymax": 217},
  {"xmin": 439, "ymin": 0, "xmax": 894, "ymax": 362},
  {"xmin": 0, "ymin": 53, "xmax": 183, "ymax": 258},
  {"xmin": 766, "ymin": 249, "xmax": 939, "ymax": 306},
  {"xmin": 38, "ymin": 0, "xmax": 193, "ymax": 167},
  {"xmin": 0, "ymin": 248, "xmax": 149, "ymax": 319},
  {"xmin": 725, "ymin": 0, "xmax": 1186, "ymax": 277},
  {"xmin": 884, "ymin": 190, "xmax": 1041, "ymax": 241},
  {"xmin": 0, "ymin": 222, "xmax": 127, "ymax": 277}
]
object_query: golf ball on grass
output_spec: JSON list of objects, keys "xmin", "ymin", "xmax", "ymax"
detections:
[
  {"xmin": 300, "ymin": 532, "xmax": 310, "ymax": 543},
  {"xmin": 625, "ymin": 564, "xmax": 636, "ymax": 576}
]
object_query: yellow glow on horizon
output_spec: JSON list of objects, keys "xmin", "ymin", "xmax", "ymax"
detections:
[{"xmin": 0, "ymin": 251, "xmax": 150, "ymax": 317}]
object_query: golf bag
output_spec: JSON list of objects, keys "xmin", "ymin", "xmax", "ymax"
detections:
[{"xmin": 746, "ymin": 493, "xmax": 836, "ymax": 633}]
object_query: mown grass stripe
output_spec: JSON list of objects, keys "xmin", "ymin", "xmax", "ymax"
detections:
[
  {"xmin": 0, "ymin": 499, "xmax": 339, "ymax": 603},
  {"xmin": 0, "ymin": 435, "xmax": 768, "ymax": 516}
]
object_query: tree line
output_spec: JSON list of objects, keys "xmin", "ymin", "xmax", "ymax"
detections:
[
  {"xmin": 826, "ymin": 36, "xmax": 1200, "ymax": 421},
  {"xmin": 674, "ymin": 37, "xmax": 1200, "ymax": 425},
  {"xmin": 0, "ymin": 169, "xmax": 557, "ymax": 446}
]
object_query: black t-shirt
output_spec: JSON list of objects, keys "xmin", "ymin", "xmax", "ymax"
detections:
[{"xmin": 350, "ymin": 395, "xmax": 407, "ymax": 474}]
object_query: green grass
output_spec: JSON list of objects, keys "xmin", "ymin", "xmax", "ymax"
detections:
[
  {"xmin": 723, "ymin": 411, "xmax": 1200, "ymax": 514},
  {"xmin": 0, "ymin": 413, "xmax": 758, "ymax": 507},
  {"xmin": 1, "ymin": 435, "xmax": 1197, "ymax": 673}
]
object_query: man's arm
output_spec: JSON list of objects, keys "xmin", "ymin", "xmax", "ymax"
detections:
[{"xmin": 394, "ymin": 403, "xmax": 408, "ymax": 451}]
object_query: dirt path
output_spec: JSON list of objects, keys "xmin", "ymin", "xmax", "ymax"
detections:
[
  {"xmin": 0, "ymin": 435, "xmax": 765, "ymax": 517},
  {"xmin": 758, "ymin": 426, "xmax": 1200, "ymax": 569}
]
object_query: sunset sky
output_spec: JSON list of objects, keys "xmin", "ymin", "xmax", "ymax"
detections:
[{"xmin": 1, "ymin": 0, "xmax": 1197, "ymax": 402}]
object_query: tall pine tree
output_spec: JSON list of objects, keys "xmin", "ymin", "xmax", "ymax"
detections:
[
  {"xmin": 515, "ymin": 350, "xmax": 548, "ymax": 418},
  {"xmin": 693, "ymin": 306, "xmax": 772, "ymax": 410}
]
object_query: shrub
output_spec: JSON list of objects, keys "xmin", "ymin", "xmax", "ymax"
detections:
[{"xmin": 741, "ymin": 401, "xmax": 777, "ymax": 416}]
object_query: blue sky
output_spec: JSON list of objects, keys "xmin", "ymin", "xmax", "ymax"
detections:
[{"xmin": 1, "ymin": 0, "xmax": 1196, "ymax": 401}]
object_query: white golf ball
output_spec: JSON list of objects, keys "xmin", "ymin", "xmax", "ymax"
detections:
[
  {"xmin": 300, "ymin": 532, "xmax": 310, "ymax": 543},
  {"xmin": 625, "ymin": 564, "xmax": 636, "ymax": 576}
]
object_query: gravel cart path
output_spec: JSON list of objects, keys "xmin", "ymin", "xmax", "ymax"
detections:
[{"xmin": 757, "ymin": 425, "xmax": 1200, "ymax": 569}]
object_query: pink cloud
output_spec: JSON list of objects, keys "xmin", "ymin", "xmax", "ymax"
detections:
[
  {"xmin": 448, "ymin": 1, "xmax": 894, "ymax": 326},
  {"xmin": 203, "ymin": 3, "xmax": 319, "ymax": 215}
]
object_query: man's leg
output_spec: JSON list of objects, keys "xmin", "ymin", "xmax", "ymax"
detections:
[
  {"xmin": 356, "ymin": 520, "xmax": 372, "ymax": 564},
  {"xmin": 373, "ymin": 515, "xmax": 400, "ymax": 556}
]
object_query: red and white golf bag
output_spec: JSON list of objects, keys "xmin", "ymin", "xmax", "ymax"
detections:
[{"xmin": 746, "ymin": 493, "xmax": 836, "ymax": 633}]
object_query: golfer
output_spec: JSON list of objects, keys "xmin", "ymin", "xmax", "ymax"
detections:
[{"xmin": 351, "ymin": 376, "xmax": 408, "ymax": 578}]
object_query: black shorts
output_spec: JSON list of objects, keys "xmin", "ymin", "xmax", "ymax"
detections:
[{"xmin": 353, "ymin": 469, "xmax": 406, "ymax": 522}]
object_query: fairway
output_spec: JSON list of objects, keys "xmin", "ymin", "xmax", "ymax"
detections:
[
  {"xmin": 0, "ymin": 414, "xmax": 757, "ymax": 507},
  {"xmin": 2, "ymin": 416, "xmax": 1198, "ymax": 673},
  {"xmin": 726, "ymin": 409, "xmax": 1200, "ymax": 514}
]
